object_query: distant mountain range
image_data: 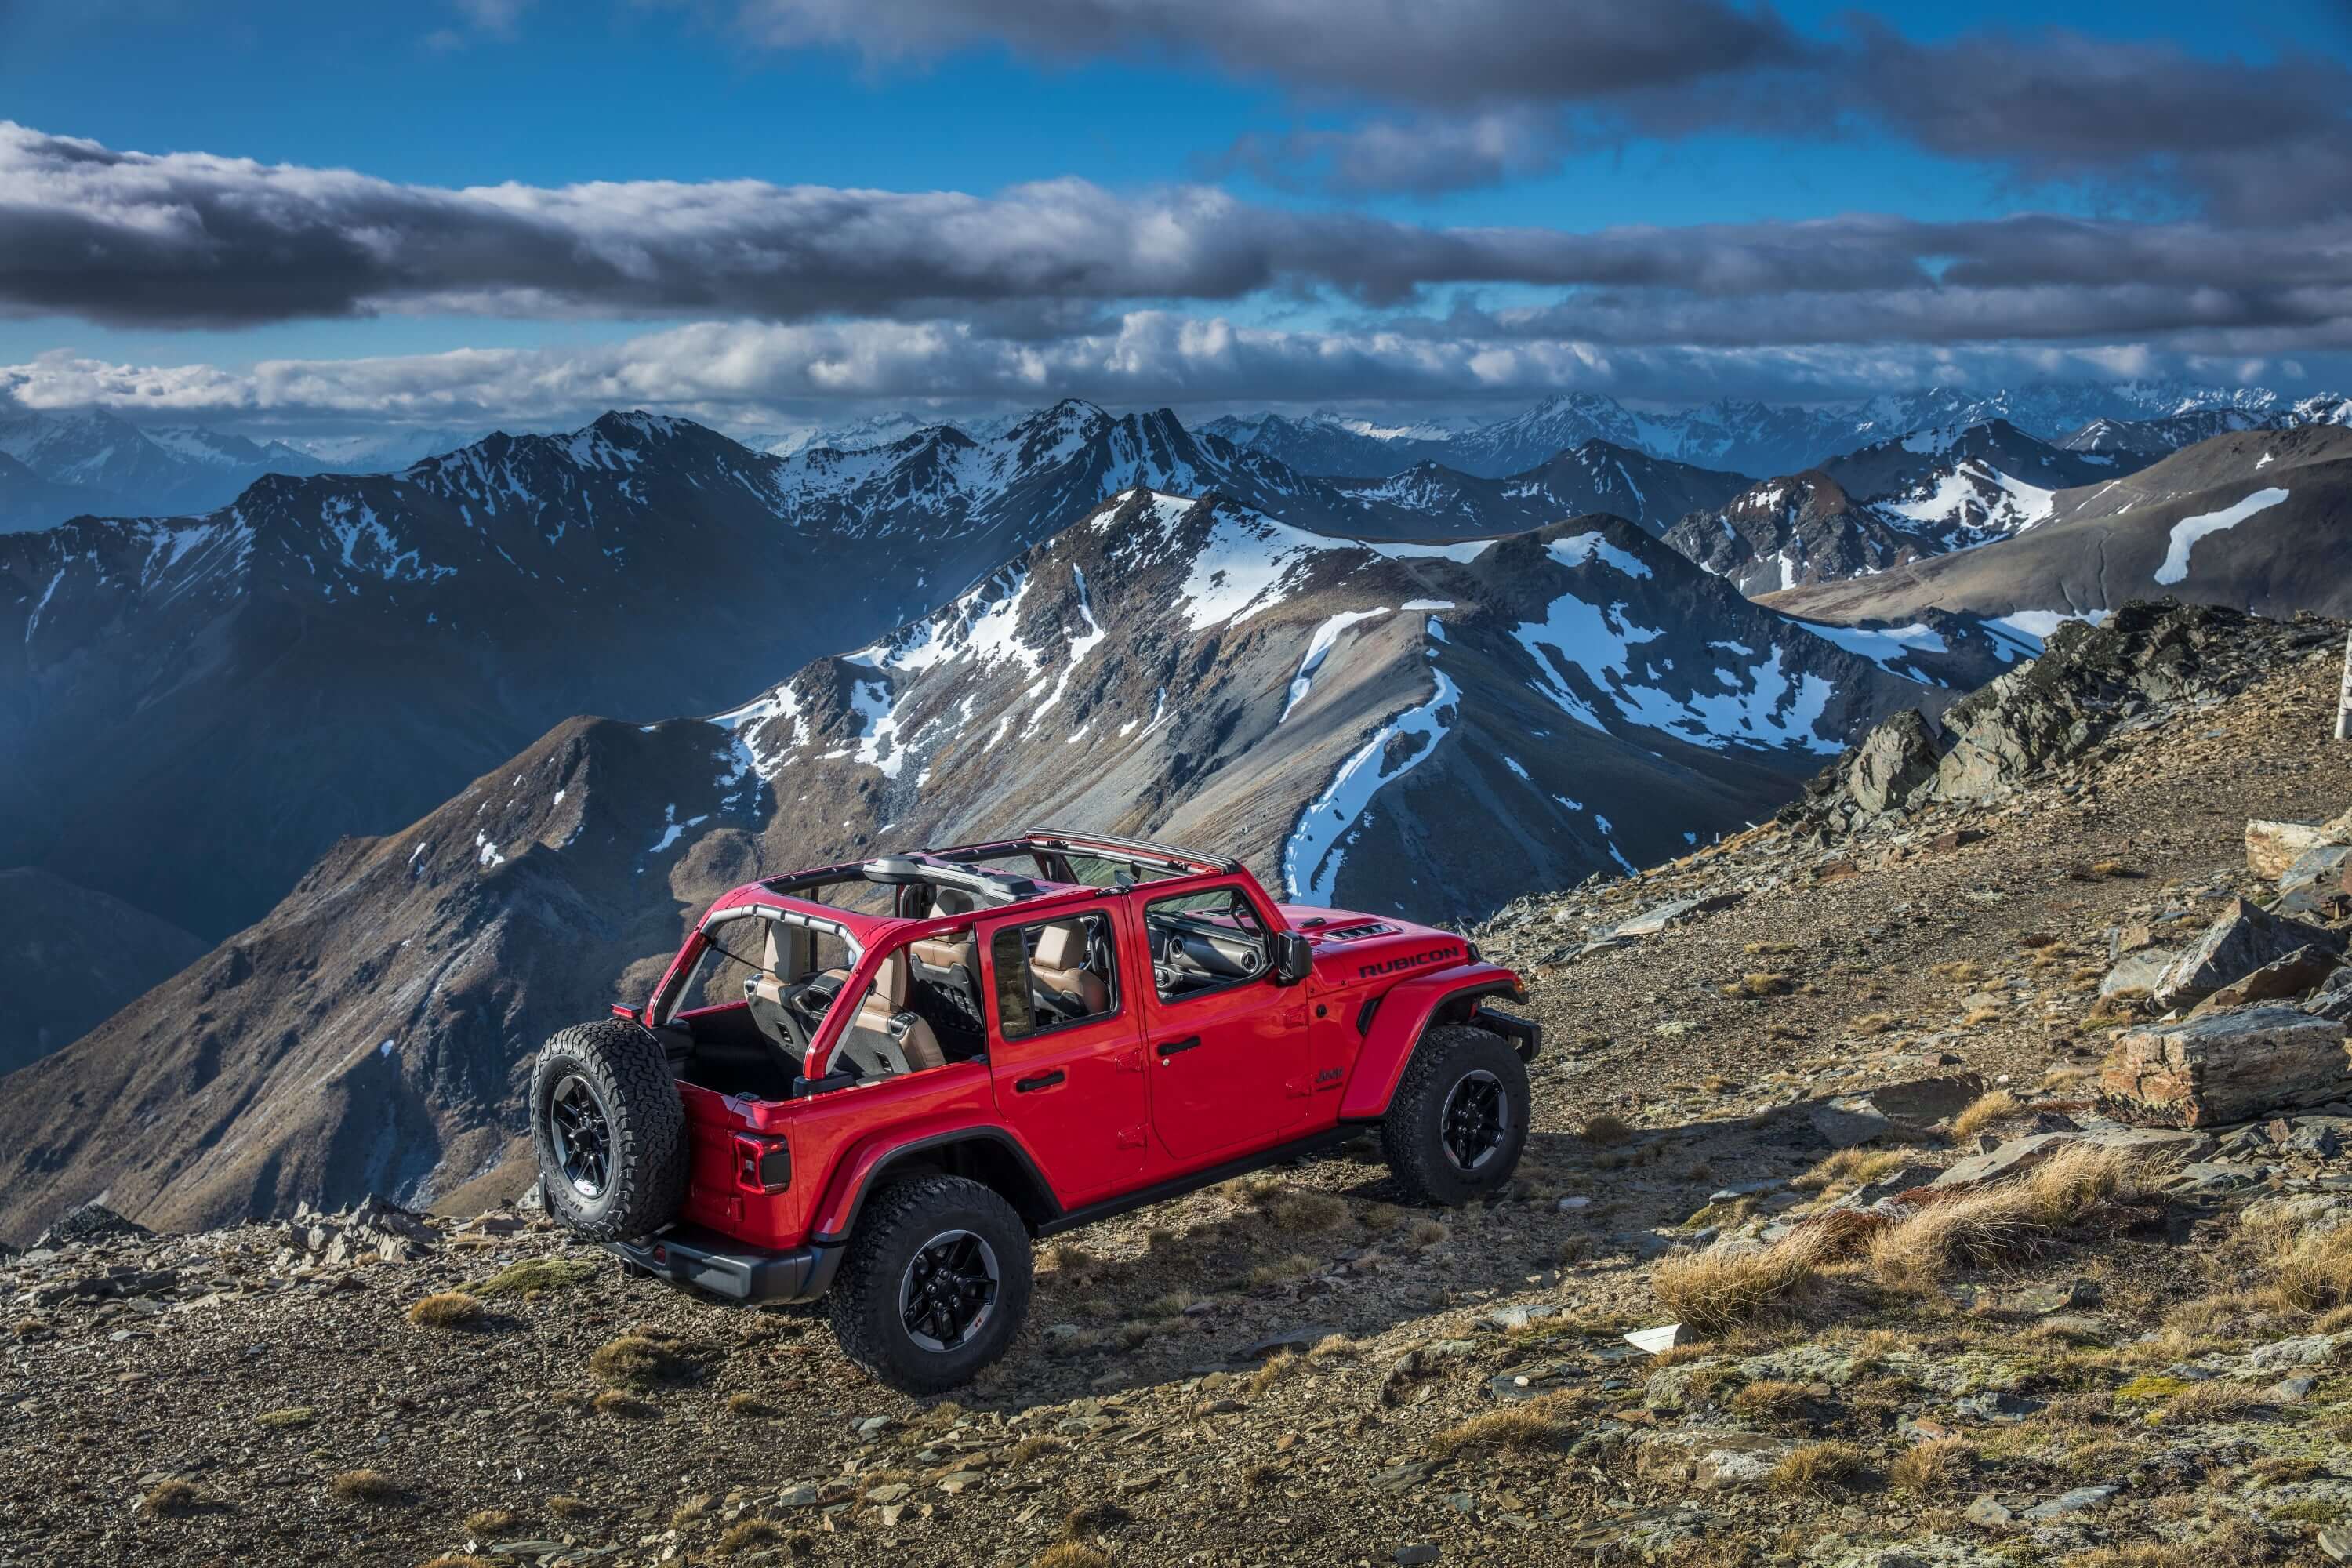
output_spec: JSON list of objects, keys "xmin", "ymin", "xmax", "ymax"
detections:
[
  {"xmin": 0, "ymin": 401, "xmax": 1729, "ymax": 945},
  {"xmin": 0, "ymin": 491, "xmax": 2024, "ymax": 1240},
  {"xmin": 1207, "ymin": 381, "xmax": 2339, "ymax": 481}
]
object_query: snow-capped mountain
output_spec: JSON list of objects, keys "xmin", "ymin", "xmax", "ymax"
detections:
[
  {"xmin": 283, "ymin": 426, "xmax": 503, "ymax": 473},
  {"xmin": 0, "ymin": 487, "xmax": 2024, "ymax": 1236},
  {"xmin": 1661, "ymin": 421, "xmax": 2148, "ymax": 597},
  {"xmin": 1771, "ymin": 423, "xmax": 2352, "ymax": 628},
  {"xmin": 2060, "ymin": 409, "xmax": 2262, "ymax": 462},
  {"xmin": 1331, "ymin": 440, "xmax": 1751, "ymax": 536},
  {"xmin": 0, "ymin": 407, "xmax": 332, "ymax": 532},
  {"xmin": 0, "ymin": 401, "xmax": 1658, "ymax": 946}
]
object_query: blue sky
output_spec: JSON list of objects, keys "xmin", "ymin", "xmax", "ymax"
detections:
[{"xmin": 2, "ymin": 0, "xmax": 2349, "ymax": 433}]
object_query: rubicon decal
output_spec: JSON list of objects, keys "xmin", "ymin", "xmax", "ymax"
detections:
[{"xmin": 1357, "ymin": 945, "xmax": 1463, "ymax": 980}]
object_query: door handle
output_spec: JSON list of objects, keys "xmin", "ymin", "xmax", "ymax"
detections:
[
  {"xmin": 1156, "ymin": 1036, "xmax": 1202, "ymax": 1058},
  {"xmin": 1014, "ymin": 1069, "xmax": 1065, "ymax": 1093}
]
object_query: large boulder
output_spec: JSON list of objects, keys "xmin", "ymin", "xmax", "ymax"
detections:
[
  {"xmin": 1842, "ymin": 709, "xmax": 1942, "ymax": 816},
  {"xmin": 2187, "ymin": 946, "xmax": 2344, "ymax": 1018},
  {"xmin": 2100, "ymin": 1007, "xmax": 2352, "ymax": 1127},
  {"xmin": 2152, "ymin": 898, "xmax": 2346, "ymax": 1011},
  {"xmin": 2249, "ymin": 820, "xmax": 2347, "ymax": 882}
]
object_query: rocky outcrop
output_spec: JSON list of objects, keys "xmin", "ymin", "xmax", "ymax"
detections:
[
  {"xmin": 1840, "ymin": 709, "xmax": 1942, "ymax": 816},
  {"xmin": 2100, "ymin": 1007, "xmax": 2352, "ymax": 1127},
  {"xmin": 2152, "ymin": 898, "xmax": 2345, "ymax": 1011}
]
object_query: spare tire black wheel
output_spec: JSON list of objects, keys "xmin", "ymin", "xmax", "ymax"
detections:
[{"xmin": 531, "ymin": 1018, "xmax": 688, "ymax": 1241}]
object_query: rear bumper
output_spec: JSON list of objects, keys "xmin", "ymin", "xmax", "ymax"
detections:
[
  {"xmin": 1476, "ymin": 1004, "xmax": 1543, "ymax": 1062},
  {"xmin": 606, "ymin": 1224, "xmax": 843, "ymax": 1304}
]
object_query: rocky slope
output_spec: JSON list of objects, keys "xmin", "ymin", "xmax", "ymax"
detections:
[
  {"xmin": 0, "ymin": 867, "xmax": 207, "ymax": 1074},
  {"xmin": 0, "ymin": 489, "xmax": 1990, "ymax": 1240},
  {"xmin": 9, "ymin": 603, "xmax": 2352, "ymax": 1568},
  {"xmin": 1766, "ymin": 423, "xmax": 2352, "ymax": 628}
]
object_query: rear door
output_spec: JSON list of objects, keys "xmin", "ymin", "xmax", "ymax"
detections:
[
  {"xmin": 979, "ymin": 904, "xmax": 1149, "ymax": 1205},
  {"xmin": 1138, "ymin": 880, "xmax": 1314, "ymax": 1162}
]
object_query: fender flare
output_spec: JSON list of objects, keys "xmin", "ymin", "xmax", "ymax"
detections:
[
  {"xmin": 808, "ymin": 1123, "xmax": 1062, "ymax": 1244},
  {"xmin": 1335, "ymin": 964, "xmax": 1530, "ymax": 1122}
]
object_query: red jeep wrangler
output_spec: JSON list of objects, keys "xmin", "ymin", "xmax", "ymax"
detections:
[{"xmin": 530, "ymin": 830, "xmax": 1537, "ymax": 1393}]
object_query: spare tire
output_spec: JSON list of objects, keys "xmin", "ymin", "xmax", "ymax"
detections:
[{"xmin": 530, "ymin": 1018, "xmax": 687, "ymax": 1241}]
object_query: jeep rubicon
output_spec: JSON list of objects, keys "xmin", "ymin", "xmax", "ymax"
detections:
[{"xmin": 529, "ymin": 829, "xmax": 1538, "ymax": 1393}]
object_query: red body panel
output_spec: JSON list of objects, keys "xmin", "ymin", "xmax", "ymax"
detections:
[{"xmin": 648, "ymin": 846, "xmax": 1525, "ymax": 1254}]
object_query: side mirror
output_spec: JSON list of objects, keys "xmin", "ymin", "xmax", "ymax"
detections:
[{"xmin": 1272, "ymin": 931, "xmax": 1313, "ymax": 987}]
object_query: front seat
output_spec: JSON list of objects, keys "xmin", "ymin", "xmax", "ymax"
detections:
[
  {"xmin": 834, "ymin": 949, "xmax": 947, "ymax": 1078},
  {"xmin": 1031, "ymin": 922, "xmax": 1109, "ymax": 1017}
]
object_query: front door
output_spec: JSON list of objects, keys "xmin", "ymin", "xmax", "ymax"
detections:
[
  {"xmin": 1138, "ymin": 880, "xmax": 1313, "ymax": 1162},
  {"xmin": 980, "ymin": 905, "xmax": 1148, "ymax": 1205}
]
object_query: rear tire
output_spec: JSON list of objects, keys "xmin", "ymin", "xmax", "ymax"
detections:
[
  {"xmin": 829, "ymin": 1175, "xmax": 1033, "ymax": 1395},
  {"xmin": 530, "ymin": 1019, "xmax": 687, "ymax": 1242},
  {"xmin": 1381, "ymin": 1024, "xmax": 1530, "ymax": 1206}
]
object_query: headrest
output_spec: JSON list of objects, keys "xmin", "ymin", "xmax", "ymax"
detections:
[
  {"xmin": 873, "ymin": 948, "xmax": 911, "ymax": 1007},
  {"xmin": 1034, "ymin": 922, "xmax": 1086, "ymax": 971},
  {"xmin": 912, "ymin": 933, "xmax": 972, "ymax": 967},
  {"xmin": 933, "ymin": 888, "xmax": 974, "ymax": 915},
  {"xmin": 760, "ymin": 923, "xmax": 785, "ymax": 976}
]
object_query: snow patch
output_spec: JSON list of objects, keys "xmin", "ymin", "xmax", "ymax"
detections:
[
  {"xmin": 1282, "ymin": 670, "xmax": 1460, "ymax": 906},
  {"xmin": 2154, "ymin": 487, "xmax": 2288, "ymax": 586},
  {"xmin": 1279, "ymin": 608, "xmax": 1389, "ymax": 722}
]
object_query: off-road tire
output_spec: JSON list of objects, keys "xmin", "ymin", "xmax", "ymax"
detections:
[
  {"xmin": 829, "ymin": 1174, "xmax": 1033, "ymax": 1396},
  {"xmin": 530, "ymin": 1018, "xmax": 687, "ymax": 1242},
  {"xmin": 1381, "ymin": 1023, "xmax": 1530, "ymax": 1206}
]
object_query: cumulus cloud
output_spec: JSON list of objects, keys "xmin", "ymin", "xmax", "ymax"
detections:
[
  {"xmin": 6, "ymin": 314, "xmax": 2340, "ymax": 433},
  {"xmin": 8, "ymin": 121, "xmax": 2352, "ymax": 348},
  {"xmin": 749, "ymin": 1, "xmax": 2352, "ymax": 207}
]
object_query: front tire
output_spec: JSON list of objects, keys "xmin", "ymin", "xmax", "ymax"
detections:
[
  {"xmin": 1381, "ymin": 1024, "xmax": 1530, "ymax": 1206},
  {"xmin": 530, "ymin": 1019, "xmax": 687, "ymax": 1241},
  {"xmin": 829, "ymin": 1175, "xmax": 1033, "ymax": 1395}
]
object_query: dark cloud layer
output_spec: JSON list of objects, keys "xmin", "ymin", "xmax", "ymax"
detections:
[{"xmin": 7, "ymin": 122, "xmax": 2350, "ymax": 355}]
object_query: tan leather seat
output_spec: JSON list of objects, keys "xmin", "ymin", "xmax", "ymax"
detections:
[
  {"xmin": 1031, "ymin": 922, "xmax": 1109, "ymax": 1014},
  {"xmin": 743, "ymin": 926, "xmax": 801, "ymax": 1061},
  {"xmin": 836, "ymin": 949, "xmax": 946, "ymax": 1076}
]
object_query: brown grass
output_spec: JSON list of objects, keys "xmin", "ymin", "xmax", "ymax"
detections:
[
  {"xmin": 670, "ymin": 1495, "xmax": 715, "ymax": 1528},
  {"xmin": 474, "ymin": 1257, "xmax": 600, "ymax": 1297},
  {"xmin": 1269, "ymin": 1192, "xmax": 1348, "ymax": 1232},
  {"xmin": 2063, "ymin": 1518, "xmax": 2273, "ymax": 1566},
  {"xmin": 1579, "ymin": 1112, "xmax": 1634, "ymax": 1146},
  {"xmin": 2267, "ymin": 1221, "xmax": 2352, "ymax": 1313},
  {"xmin": 328, "ymin": 1469, "xmax": 400, "ymax": 1503},
  {"xmin": 1427, "ymin": 1391, "xmax": 1582, "ymax": 1458},
  {"xmin": 1653, "ymin": 1232, "xmax": 1826, "ymax": 1334},
  {"xmin": 1035, "ymin": 1547, "xmax": 1114, "ymax": 1568},
  {"xmin": 1791, "ymin": 1147, "xmax": 1909, "ymax": 1193},
  {"xmin": 590, "ymin": 1389, "xmax": 655, "ymax": 1417},
  {"xmin": 1889, "ymin": 1437, "xmax": 1976, "ymax": 1495},
  {"xmin": 1930, "ymin": 960, "xmax": 1984, "ymax": 982},
  {"xmin": 420, "ymin": 1556, "xmax": 499, "ymax": 1568},
  {"xmin": 716, "ymin": 1519, "xmax": 783, "ymax": 1555},
  {"xmin": 1722, "ymin": 971, "xmax": 1795, "ymax": 999},
  {"xmin": 140, "ymin": 1479, "xmax": 208, "ymax": 1517},
  {"xmin": 1407, "ymin": 1219, "xmax": 1450, "ymax": 1249},
  {"xmin": 1867, "ymin": 1143, "xmax": 2143, "ymax": 1290},
  {"xmin": 1767, "ymin": 1441, "xmax": 1874, "ymax": 1497},
  {"xmin": 405, "ymin": 1290, "xmax": 485, "ymax": 1330},
  {"xmin": 1007, "ymin": 1435, "xmax": 1065, "ymax": 1465},
  {"xmin": 2154, "ymin": 1380, "xmax": 2267, "ymax": 1423},
  {"xmin": 1727, "ymin": 1380, "xmax": 1813, "ymax": 1429},
  {"xmin": 1247, "ymin": 1352, "xmax": 1298, "ymax": 1394},
  {"xmin": 1060, "ymin": 1501, "xmax": 1131, "ymax": 1540},
  {"xmin": 1947, "ymin": 1089, "xmax": 2017, "ymax": 1140},
  {"xmin": 587, "ymin": 1331, "xmax": 693, "ymax": 1391},
  {"xmin": 547, "ymin": 1495, "xmax": 601, "ymax": 1521},
  {"xmin": 724, "ymin": 1391, "xmax": 772, "ymax": 1417}
]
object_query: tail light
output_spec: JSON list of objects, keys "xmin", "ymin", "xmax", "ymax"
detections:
[{"xmin": 733, "ymin": 1134, "xmax": 792, "ymax": 1194}]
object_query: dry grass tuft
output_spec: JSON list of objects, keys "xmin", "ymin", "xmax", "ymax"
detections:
[
  {"xmin": 716, "ymin": 1519, "xmax": 783, "ymax": 1555},
  {"xmin": 2154, "ymin": 1379, "xmax": 2267, "ymax": 1423},
  {"xmin": 2267, "ymin": 1221, "xmax": 2352, "ymax": 1313},
  {"xmin": 1427, "ymin": 1392, "xmax": 1581, "ymax": 1459},
  {"xmin": 420, "ymin": 1556, "xmax": 500, "ymax": 1568},
  {"xmin": 405, "ymin": 1290, "xmax": 485, "ymax": 1330},
  {"xmin": 1930, "ymin": 960, "xmax": 1984, "ymax": 983},
  {"xmin": 590, "ymin": 1389, "xmax": 655, "ymax": 1417},
  {"xmin": 1791, "ymin": 1148, "xmax": 1909, "ymax": 1194},
  {"xmin": 546, "ymin": 1495, "xmax": 601, "ymax": 1521},
  {"xmin": 1245, "ymin": 1253, "xmax": 1319, "ymax": 1288},
  {"xmin": 1653, "ymin": 1232, "xmax": 1826, "ymax": 1334},
  {"xmin": 1889, "ymin": 1437, "xmax": 1976, "ymax": 1495},
  {"xmin": 1727, "ymin": 1379, "xmax": 1813, "ymax": 1429},
  {"xmin": 1060, "ymin": 1501, "xmax": 1131, "ymax": 1541},
  {"xmin": 1579, "ymin": 1112, "xmax": 1635, "ymax": 1146},
  {"xmin": 1309, "ymin": 1333, "xmax": 1359, "ymax": 1360},
  {"xmin": 328, "ymin": 1469, "xmax": 400, "ymax": 1503},
  {"xmin": 1007, "ymin": 1434, "xmax": 1065, "ymax": 1465},
  {"xmin": 1407, "ymin": 1219, "xmax": 1450, "ymax": 1250},
  {"xmin": 463, "ymin": 1508, "xmax": 521, "ymax": 1536},
  {"xmin": 140, "ymin": 1479, "xmax": 207, "ymax": 1518},
  {"xmin": 1270, "ymin": 1192, "xmax": 1348, "ymax": 1232},
  {"xmin": 1867, "ymin": 1143, "xmax": 2143, "ymax": 1290},
  {"xmin": 587, "ymin": 1330, "xmax": 694, "ymax": 1391},
  {"xmin": 1035, "ymin": 1546, "xmax": 1115, "ymax": 1568},
  {"xmin": 669, "ymin": 1496, "xmax": 715, "ymax": 1528},
  {"xmin": 1722, "ymin": 971, "xmax": 1795, "ymax": 1000},
  {"xmin": 1767, "ymin": 1441, "xmax": 1873, "ymax": 1498},
  {"xmin": 1247, "ymin": 1352, "xmax": 1298, "ymax": 1395},
  {"xmin": 256, "ymin": 1406, "xmax": 316, "ymax": 1428},
  {"xmin": 474, "ymin": 1257, "xmax": 599, "ymax": 1297}
]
